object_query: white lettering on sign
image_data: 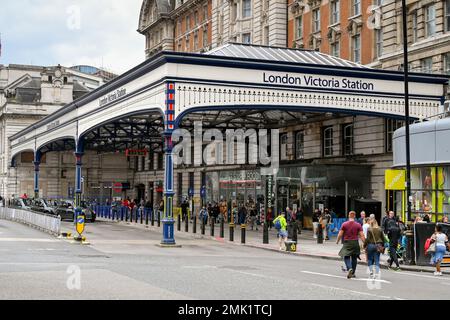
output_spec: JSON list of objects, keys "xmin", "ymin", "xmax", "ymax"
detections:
[
  {"xmin": 99, "ymin": 88, "xmax": 127, "ymax": 107},
  {"xmin": 263, "ymin": 72, "xmax": 375, "ymax": 91},
  {"xmin": 47, "ymin": 120, "xmax": 60, "ymax": 131}
]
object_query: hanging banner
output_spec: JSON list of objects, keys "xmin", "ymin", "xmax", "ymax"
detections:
[{"xmin": 385, "ymin": 169, "xmax": 406, "ymax": 190}]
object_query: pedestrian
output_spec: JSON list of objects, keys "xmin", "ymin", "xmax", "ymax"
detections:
[
  {"xmin": 289, "ymin": 207, "xmax": 297, "ymax": 237},
  {"xmin": 220, "ymin": 199, "xmax": 228, "ymax": 224},
  {"xmin": 273, "ymin": 212, "xmax": 288, "ymax": 251},
  {"xmin": 238, "ymin": 203, "xmax": 247, "ymax": 225},
  {"xmin": 381, "ymin": 210, "xmax": 389, "ymax": 232},
  {"xmin": 266, "ymin": 207, "xmax": 273, "ymax": 229},
  {"xmin": 362, "ymin": 217, "xmax": 371, "ymax": 239},
  {"xmin": 199, "ymin": 206, "xmax": 208, "ymax": 226},
  {"xmin": 181, "ymin": 199, "xmax": 189, "ymax": 222},
  {"xmin": 442, "ymin": 216, "xmax": 449, "ymax": 223},
  {"xmin": 312, "ymin": 209, "xmax": 321, "ymax": 239},
  {"xmin": 336, "ymin": 211, "xmax": 366, "ymax": 279},
  {"xmin": 385, "ymin": 211, "xmax": 401, "ymax": 270},
  {"xmin": 430, "ymin": 224, "xmax": 449, "ymax": 276},
  {"xmin": 357, "ymin": 211, "xmax": 366, "ymax": 226},
  {"xmin": 321, "ymin": 208, "xmax": 332, "ymax": 240},
  {"xmin": 296, "ymin": 207, "xmax": 303, "ymax": 234},
  {"xmin": 231, "ymin": 203, "xmax": 238, "ymax": 225},
  {"xmin": 364, "ymin": 219, "xmax": 385, "ymax": 278},
  {"xmin": 423, "ymin": 214, "xmax": 431, "ymax": 223},
  {"xmin": 249, "ymin": 205, "xmax": 258, "ymax": 231}
]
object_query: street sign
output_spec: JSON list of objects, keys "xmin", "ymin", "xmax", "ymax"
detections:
[{"xmin": 76, "ymin": 215, "xmax": 85, "ymax": 235}]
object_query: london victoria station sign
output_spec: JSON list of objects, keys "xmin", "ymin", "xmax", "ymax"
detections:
[{"xmin": 263, "ymin": 72, "xmax": 375, "ymax": 91}]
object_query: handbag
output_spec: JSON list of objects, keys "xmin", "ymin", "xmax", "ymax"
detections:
[
  {"xmin": 426, "ymin": 241, "xmax": 436, "ymax": 255},
  {"xmin": 370, "ymin": 229, "xmax": 385, "ymax": 254}
]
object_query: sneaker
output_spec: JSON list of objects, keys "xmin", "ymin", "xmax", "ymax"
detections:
[
  {"xmin": 434, "ymin": 271, "xmax": 440, "ymax": 276},
  {"xmin": 347, "ymin": 269, "xmax": 353, "ymax": 279}
]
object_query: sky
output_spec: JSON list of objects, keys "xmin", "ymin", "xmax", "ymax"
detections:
[{"xmin": 0, "ymin": 0, "xmax": 145, "ymax": 75}]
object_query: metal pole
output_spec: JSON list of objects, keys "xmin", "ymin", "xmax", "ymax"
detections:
[
  {"xmin": 402, "ymin": 0, "xmax": 412, "ymax": 222},
  {"xmin": 193, "ymin": 215, "xmax": 197, "ymax": 234},
  {"xmin": 241, "ymin": 224, "xmax": 246, "ymax": 244},
  {"xmin": 177, "ymin": 213, "xmax": 181, "ymax": 231},
  {"xmin": 220, "ymin": 217, "xmax": 224, "ymax": 238}
]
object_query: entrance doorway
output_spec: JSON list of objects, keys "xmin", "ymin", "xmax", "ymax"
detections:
[{"xmin": 136, "ymin": 184, "xmax": 145, "ymax": 203}]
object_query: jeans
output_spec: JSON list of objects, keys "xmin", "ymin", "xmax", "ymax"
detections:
[
  {"xmin": 389, "ymin": 240, "xmax": 399, "ymax": 267},
  {"xmin": 344, "ymin": 255, "xmax": 358, "ymax": 273},
  {"xmin": 367, "ymin": 244, "xmax": 381, "ymax": 274}
]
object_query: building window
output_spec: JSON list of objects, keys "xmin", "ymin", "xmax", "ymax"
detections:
[
  {"xmin": 204, "ymin": 5, "xmax": 208, "ymax": 22},
  {"xmin": 330, "ymin": 0, "xmax": 340, "ymax": 24},
  {"xmin": 194, "ymin": 11, "xmax": 199, "ymax": 25},
  {"xmin": 158, "ymin": 152, "xmax": 164, "ymax": 170},
  {"xmin": 264, "ymin": 26, "xmax": 269, "ymax": 45},
  {"xmin": 296, "ymin": 16, "xmax": 303, "ymax": 39},
  {"xmin": 352, "ymin": 34, "xmax": 361, "ymax": 63},
  {"xmin": 243, "ymin": 0, "xmax": 252, "ymax": 18},
  {"xmin": 445, "ymin": 53, "xmax": 450, "ymax": 74},
  {"xmin": 375, "ymin": 29, "xmax": 383, "ymax": 59},
  {"xmin": 426, "ymin": 4, "xmax": 436, "ymax": 37},
  {"xmin": 203, "ymin": 27, "xmax": 208, "ymax": 48},
  {"xmin": 189, "ymin": 172, "xmax": 194, "ymax": 195},
  {"xmin": 312, "ymin": 8, "xmax": 320, "ymax": 32},
  {"xmin": 343, "ymin": 124, "xmax": 354, "ymax": 156},
  {"xmin": 323, "ymin": 127, "xmax": 333, "ymax": 157},
  {"xmin": 412, "ymin": 11, "xmax": 418, "ymax": 43},
  {"xmin": 446, "ymin": 0, "xmax": 450, "ymax": 32},
  {"xmin": 231, "ymin": 2, "xmax": 238, "ymax": 21},
  {"xmin": 331, "ymin": 41, "xmax": 340, "ymax": 57},
  {"xmin": 194, "ymin": 32, "xmax": 199, "ymax": 51},
  {"xmin": 242, "ymin": 33, "xmax": 251, "ymax": 44},
  {"xmin": 295, "ymin": 131, "xmax": 304, "ymax": 160},
  {"xmin": 186, "ymin": 34, "xmax": 190, "ymax": 51},
  {"xmin": 177, "ymin": 173, "xmax": 183, "ymax": 204},
  {"xmin": 280, "ymin": 133, "xmax": 288, "ymax": 160},
  {"xmin": 421, "ymin": 57, "xmax": 433, "ymax": 73},
  {"xmin": 352, "ymin": 0, "xmax": 361, "ymax": 16},
  {"xmin": 385, "ymin": 119, "xmax": 404, "ymax": 153},
  {"xmin": 186, "ymin": 15, "xmax": 190, "ymax": 31}
]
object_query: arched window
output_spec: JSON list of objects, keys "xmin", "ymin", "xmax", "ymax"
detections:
[
  {"xmin": 323, "ymin": 126, "xmax": 333, "ymax": 157},
  {"xmin": 295, "ymin": 131, "xmax": 304, "ymax": 160},
  {"xmin": 342, "ymin": 124, "xmax": 353, "ymax": 156}
]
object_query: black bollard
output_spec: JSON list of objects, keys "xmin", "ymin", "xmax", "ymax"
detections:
[
  {"xmin": 210, "ymin": 218, "xmax": 215, "ymax": 237},
  {"xmin": 291, "ymin": 222, "xmax": 298, "ymax": 243},
  {"xmin": 241, "ymin": 224, "xmax": 246, "ymax": 244},
  {"xmin": 177, "ymin": 214, "xmax": 181, "ymax": 231},
  {"xmin": 220, "ymin": 218, "xmax": 224, "ymax": 238},
  {"xmin": 145, "ymin": 209, "xmax": 149, "ymax": 225},
  {"xmin": 263, "ymin": 222, "xmax": 269, "ymax": 244},
  {"xmin": 135, "ymin": 209, "xmax": 138, "ymax": 223},
  {"xmin": 185, "ymin": 213, "xmax": 189, "ymax": 232},
  {"xmin": 193, "ymin": 215, "xmax": 197, "ymax": 234},
  {"xmin": 121, "ymin": 208, "xmax": 124, "ymax": 221},
  {"xmin": 317, "ymin": 223, "xmax": 323, "ymax": 244},
  {"xmin": 125, "ymin": 209, "xmax": 128, "ymax": 222},
  {"xmin": 229, "ymin": 222, "xmax": 234, "ymax": 242},
  {"xmin": 140, "ymin": 209, "xmax": 143, "ymax": 224},
  {"xmin": 157, "ymin": 211, "xmax": 161, "ymax": 227},
  {"xmin": 201, "ymin": 218, "xmax": 205, "ymax": 235},
  {"xmin": 151, "ymin": 210, "xmax": 155, "ymax": 226}
]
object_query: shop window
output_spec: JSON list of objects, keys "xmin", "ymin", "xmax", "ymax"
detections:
[
  {"xmin": 322, "ymin": 127, "xmax": 333, "ymax": 157},
  {"xmin": 295, "ymin": 131, "xmax": 304, "ymax": 160},
  {"xmin": 342, "ymin": 124, "xmax": 353, "ymax": 156},
  {"xmin": 385, "ymin": 119, "xmax": 404, "ymax": 152}
]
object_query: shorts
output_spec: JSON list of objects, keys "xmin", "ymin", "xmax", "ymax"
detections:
[
  {"xmin": 278, "ymin": 230, "xmax": 288, "ymax": 238},
  {"xmin": 431, "ymin": 246, "xmax": 446, "ymax": 265}
]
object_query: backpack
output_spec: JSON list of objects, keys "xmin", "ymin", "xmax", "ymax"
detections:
[
  {"xmin": 274, "ymin": 219, "xmax": 282, "ymax": 230},
  {"xmin": 387, "ymin": 219, "xmax": 400, "ymax": 233}
]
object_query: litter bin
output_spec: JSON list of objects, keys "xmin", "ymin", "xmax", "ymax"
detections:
[{"xmin": 285, "ymin": 240, "xmax": 297, "ymax": 252}]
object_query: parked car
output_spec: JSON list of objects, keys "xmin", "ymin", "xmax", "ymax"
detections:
[
  {"xmin": 10, "ymin": 198, "xmax": 31, "ymax": 210},
  {"xmin": 55, "ymin": 200, "xmax": 96, "ymax": 222},
  {"xmin": 30, "ymin": 198, "xmax": 56, "ymax": 215}
]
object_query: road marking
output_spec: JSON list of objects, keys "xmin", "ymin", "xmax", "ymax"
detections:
[
  {"xmin": 301, "ymin": 271, "xmax": 392, "ymax": 284},
  {"xmin": 0, "ymin": 238, "xmax": 56, "ymax": 243},
  {"xmin": 308, "ymin": 283, "xmax": 404, "ymax": 300},
  {"xmin": 392, "ymin": 271, "xmax": 450, "ymax": 281}
]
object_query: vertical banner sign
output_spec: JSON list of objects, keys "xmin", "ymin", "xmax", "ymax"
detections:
[{"xmin": 265, "ymin": 175, "xmax": 273, "ymax": 223}]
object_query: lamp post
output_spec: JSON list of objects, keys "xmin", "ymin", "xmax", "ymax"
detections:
[{"xmin": 401, "ymin": 0, "xmax": 412, "ymax": 222}]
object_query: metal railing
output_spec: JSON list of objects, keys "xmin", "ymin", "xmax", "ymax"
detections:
[{"xmin": 0, "ymin": 207, "xmax": 61, "ymax": 236}]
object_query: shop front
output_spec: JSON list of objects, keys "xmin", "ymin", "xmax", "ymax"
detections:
[
  {"xmin": 392, "ymin": 118, "xmax": 450, "ymax": 223},
  {"xmin": 205, "ymin": 164, "xmax": 373, "ymax": 228}
]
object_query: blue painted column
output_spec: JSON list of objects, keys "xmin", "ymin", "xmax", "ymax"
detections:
[
  {"xmin": 33, "ymin": 151, "xmax": 42, "ymax": 199},
  {"xmin": 161, "ymin": 82, "xmax": 176, "ymax": 245},
  {"xmin": 74, "ymin": 139, "xmax": 85, "ymax": 225}
]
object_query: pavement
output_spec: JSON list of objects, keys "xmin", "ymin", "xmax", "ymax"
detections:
[
  {"xmin": 2, "ymin": 217, "xmax": 450, "ymax": 300},
  {"xmin": 90, "ymin": 216, "xmax": 448, "ymax": 275}
]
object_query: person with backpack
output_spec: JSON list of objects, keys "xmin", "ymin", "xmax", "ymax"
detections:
[
  {"xmin": 273, "ymin": 212, "xmax": 288, "ymax": 251},
  {"xmin": 336, "ymin": 211, "xmax": 366, "ymax": 279},
  {"xmin": 385, "ymin": 211, "xmax": 401, "ymax": 270}
]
